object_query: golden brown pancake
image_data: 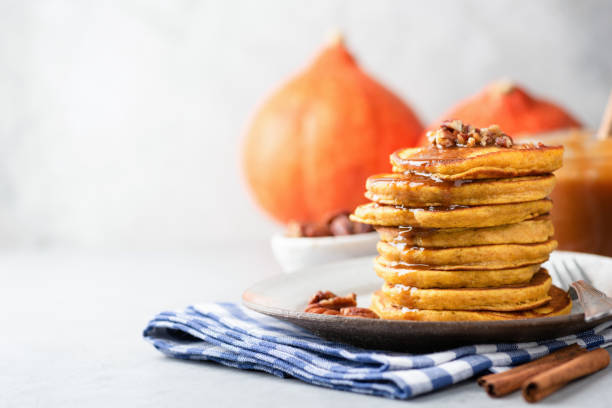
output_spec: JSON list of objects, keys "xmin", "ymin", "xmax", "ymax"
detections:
[
  {"xmin": 380, "ymin": 269, "xmax": 552, "ymax": 311},
  {"xmin": 350, "ymin": 200, "xmax": 552, "ymax": 228},
  {"xmin": 365, "ymin": 173, "xmax": 555, "ymax": 207},
  {"xmin": 370, "ymin": 285, "xmax": 571, "ymax": 321},
  {"xmin": 374, "ymin": 258, "xmax": 540, "ymax": 288},
  {"xmin": 377, "ymin": 240, "xmax": 556, "ymax": 270},
  {"xmin": 390, "ymin": 145, "xmax": 563, "ymax": 180},
  {"xmin": 375, "ymin": 216, "xmax": 553, "ymax": 248}
]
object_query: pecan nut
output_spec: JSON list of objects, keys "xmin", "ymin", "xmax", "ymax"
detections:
[
  {"xmin": 352, "ymin": 221, "xmax": 374, "ymax": 234},
  {"xmin": 304, "ymin": 305, "xmax": 340, "ymax": 315},
  {"xmin": 434, "ymin": 128, "xmax": 455, "ymax": 148},
  {"xmin": 286, "ymin": 220, "xmax": 331, "ymax": 238},
  {"xmin": 340, "ymin": 307, "xmax": 380, "ymax": 319},
  {"xmin": 287, "ymin": 211, "xmax": 373, "ymax": 238},
  {"xmin": 308, "ymin": 290, "xmax": 337, "ymax": 305},
  {"xmin": 327, "ymin": 211, "xmax": 373, "ymax": 236},
  {"xmin": 317, "ymin": 293, "xmax": 357, "ymax": 310},
  {"xmin": 329, "ymin": 214, "xmax": 353, "ymax": 236},
  {"xmin": 428, "ymin": 120, "xmax": 514, "ymax": 149},
  {"xmin": 304, "ymin": 291, "xmax": 379, "ymax": 318}
]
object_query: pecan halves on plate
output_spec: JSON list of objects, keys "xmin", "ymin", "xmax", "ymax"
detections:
[
  {"xmin": 317, "ymin": 293, "xmax": 357, "ymax": 310},
  {"xmin": 303, "ymin": 305, "xmax": 341, "ymax": 315},
  {"xmin": 304, "ymin": 291, "xmax": 379, "ymax": 318},
  {"xmin": 340, "ymin": 307, "xmax": 380, "ymax": 319},
  {"xmin": 304, "ymin": 291, "xmax": 356, "ymax": 312},
  {"xmin": 308, "ymin": 290, "xmax": 337, "ymax": 305}
]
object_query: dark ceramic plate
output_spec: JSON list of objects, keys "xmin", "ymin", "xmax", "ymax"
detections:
[{"xmin": 242, "ymin": 251, "xmax": 612, "ymax": 352}]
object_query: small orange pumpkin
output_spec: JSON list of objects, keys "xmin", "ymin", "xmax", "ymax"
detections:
[
  {"xmin": 421, "ymin": 80, "xmax": 581, "ymax": 144},
  {"xmin": 242, "ymin": 36, "xmax": 423, "ymax": 223}
]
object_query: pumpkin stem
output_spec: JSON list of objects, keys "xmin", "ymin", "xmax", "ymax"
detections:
[
  {"xmin": 491, "ymin": 79, "xmax": 516, "ymax": 95},
  {"xmin": 596, "ymin": 90, "xmax": 612, "ymax": 140},
  {"xmin": 326, "ymin": 29, "xmax": 345, "ymax": 47}
]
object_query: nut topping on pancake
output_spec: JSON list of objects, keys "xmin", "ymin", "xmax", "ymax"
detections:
[{"xmin": 427, "ymin": 120, "xmax": 514, "ymax": 148}]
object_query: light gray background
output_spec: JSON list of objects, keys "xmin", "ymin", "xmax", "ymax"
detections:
[{"xmin": 1, "ymin": 0, "xmax": 611, "ymax": 249}]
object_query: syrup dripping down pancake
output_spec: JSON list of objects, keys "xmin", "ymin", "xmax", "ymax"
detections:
[
  {"xmin": 375, "ymin": 216, "xmax": 553, "ymax": 248},
  {"xmin": 380, "ymin": 269, "xmax": 552, "ymax": 311},
  {"xmin": 390, "ymin": 144, "xmax": 563, "ymax": 180},
  {"xmin": 351, "ymin": 199, "xmax": 552, "ymax": 228},
  {"xmin": 374, "ymin": 258, "xmax": 540, "ymax": 288},
  {"xmin": 365, "ymin": 173, "xmax": 555, "ymax": 207},
  {"xmin": 376, "ymin": 239, "xmax": 557, "ymax": 270}
]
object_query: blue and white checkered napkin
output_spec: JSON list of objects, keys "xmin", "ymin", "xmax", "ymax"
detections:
[{"xmin": 143, "ymin": 302, "xmax": 612, "ymax": 399}]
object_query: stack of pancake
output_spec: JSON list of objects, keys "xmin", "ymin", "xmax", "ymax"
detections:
[{"xmin": 351, "ymin": 121, "xmax": 572, "ymax": 321}]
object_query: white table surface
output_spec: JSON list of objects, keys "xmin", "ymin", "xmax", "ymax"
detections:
[{"xmin": 1, "ymin": 246, "xmax": 611, "ymax": 407}]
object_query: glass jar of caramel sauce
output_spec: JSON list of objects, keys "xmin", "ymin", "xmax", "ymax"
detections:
[{"xmin": 525, "ymin": 129, "xmax": 612, "ymax": 256}]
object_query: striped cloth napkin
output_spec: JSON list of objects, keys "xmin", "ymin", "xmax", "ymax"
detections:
[{"xmin": 143, "ymin": 302, "xmax": 612, "ymax": 399}]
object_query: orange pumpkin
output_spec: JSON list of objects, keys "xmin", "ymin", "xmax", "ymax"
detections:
[
  {"xmin": 421, "ymin": 80, "xmax": 581, "ymax": 144},
  {"xmin": 242, "ymin": 36, "xmax": 423, "ymax": 223}
]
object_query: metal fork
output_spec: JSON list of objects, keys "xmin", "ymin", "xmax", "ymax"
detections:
[{"xmin": 548, "ymin": 258, "xmax": 612, "ymax": 322}]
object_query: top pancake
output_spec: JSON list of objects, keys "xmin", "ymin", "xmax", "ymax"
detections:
[{"xmin": 390, "ymin": 145, "xmax": 563, "ymax": 180}]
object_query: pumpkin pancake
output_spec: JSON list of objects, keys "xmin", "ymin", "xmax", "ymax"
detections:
[
  {"xmin": 381, "ymin": 269, "xmax": 552, "ymax": 311},
  {"xmin": 365, "ymin": 173, "xmax": 555, "ymax": 207},
  {"xmin": 374, "ymin": 258, "xmax": 540, "ymax": 288},
  {"xmin": 375, "ymin": 216, "xmax": 553, "ymax": 248},
  {"xmin": 370, "ymin": 285, "xmax": 571, "ymax": 321},
  {"xmin": 377, "ymin": 240, "xmax": 556, "ymax": 270},
  {"xmin": 390, "ymin": 144, "xmax": 563, "ymax": 180},
  {"xmin": 351, "ymin": 200, "xmax": 552, "ymax": 228}
]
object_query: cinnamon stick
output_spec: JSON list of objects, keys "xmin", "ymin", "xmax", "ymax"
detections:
[
  {"xmin": 478, "ymin": 344, "xmax": 586, "ymax": 397},
  {"xmin": 522, "ymin": 347, "xmax": 610, "ymax": 403}
]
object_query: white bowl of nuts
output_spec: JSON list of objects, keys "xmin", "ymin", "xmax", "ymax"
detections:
[{"xmin": 271, "ymin": 211, "xmax": 379, "ymax": 273}]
